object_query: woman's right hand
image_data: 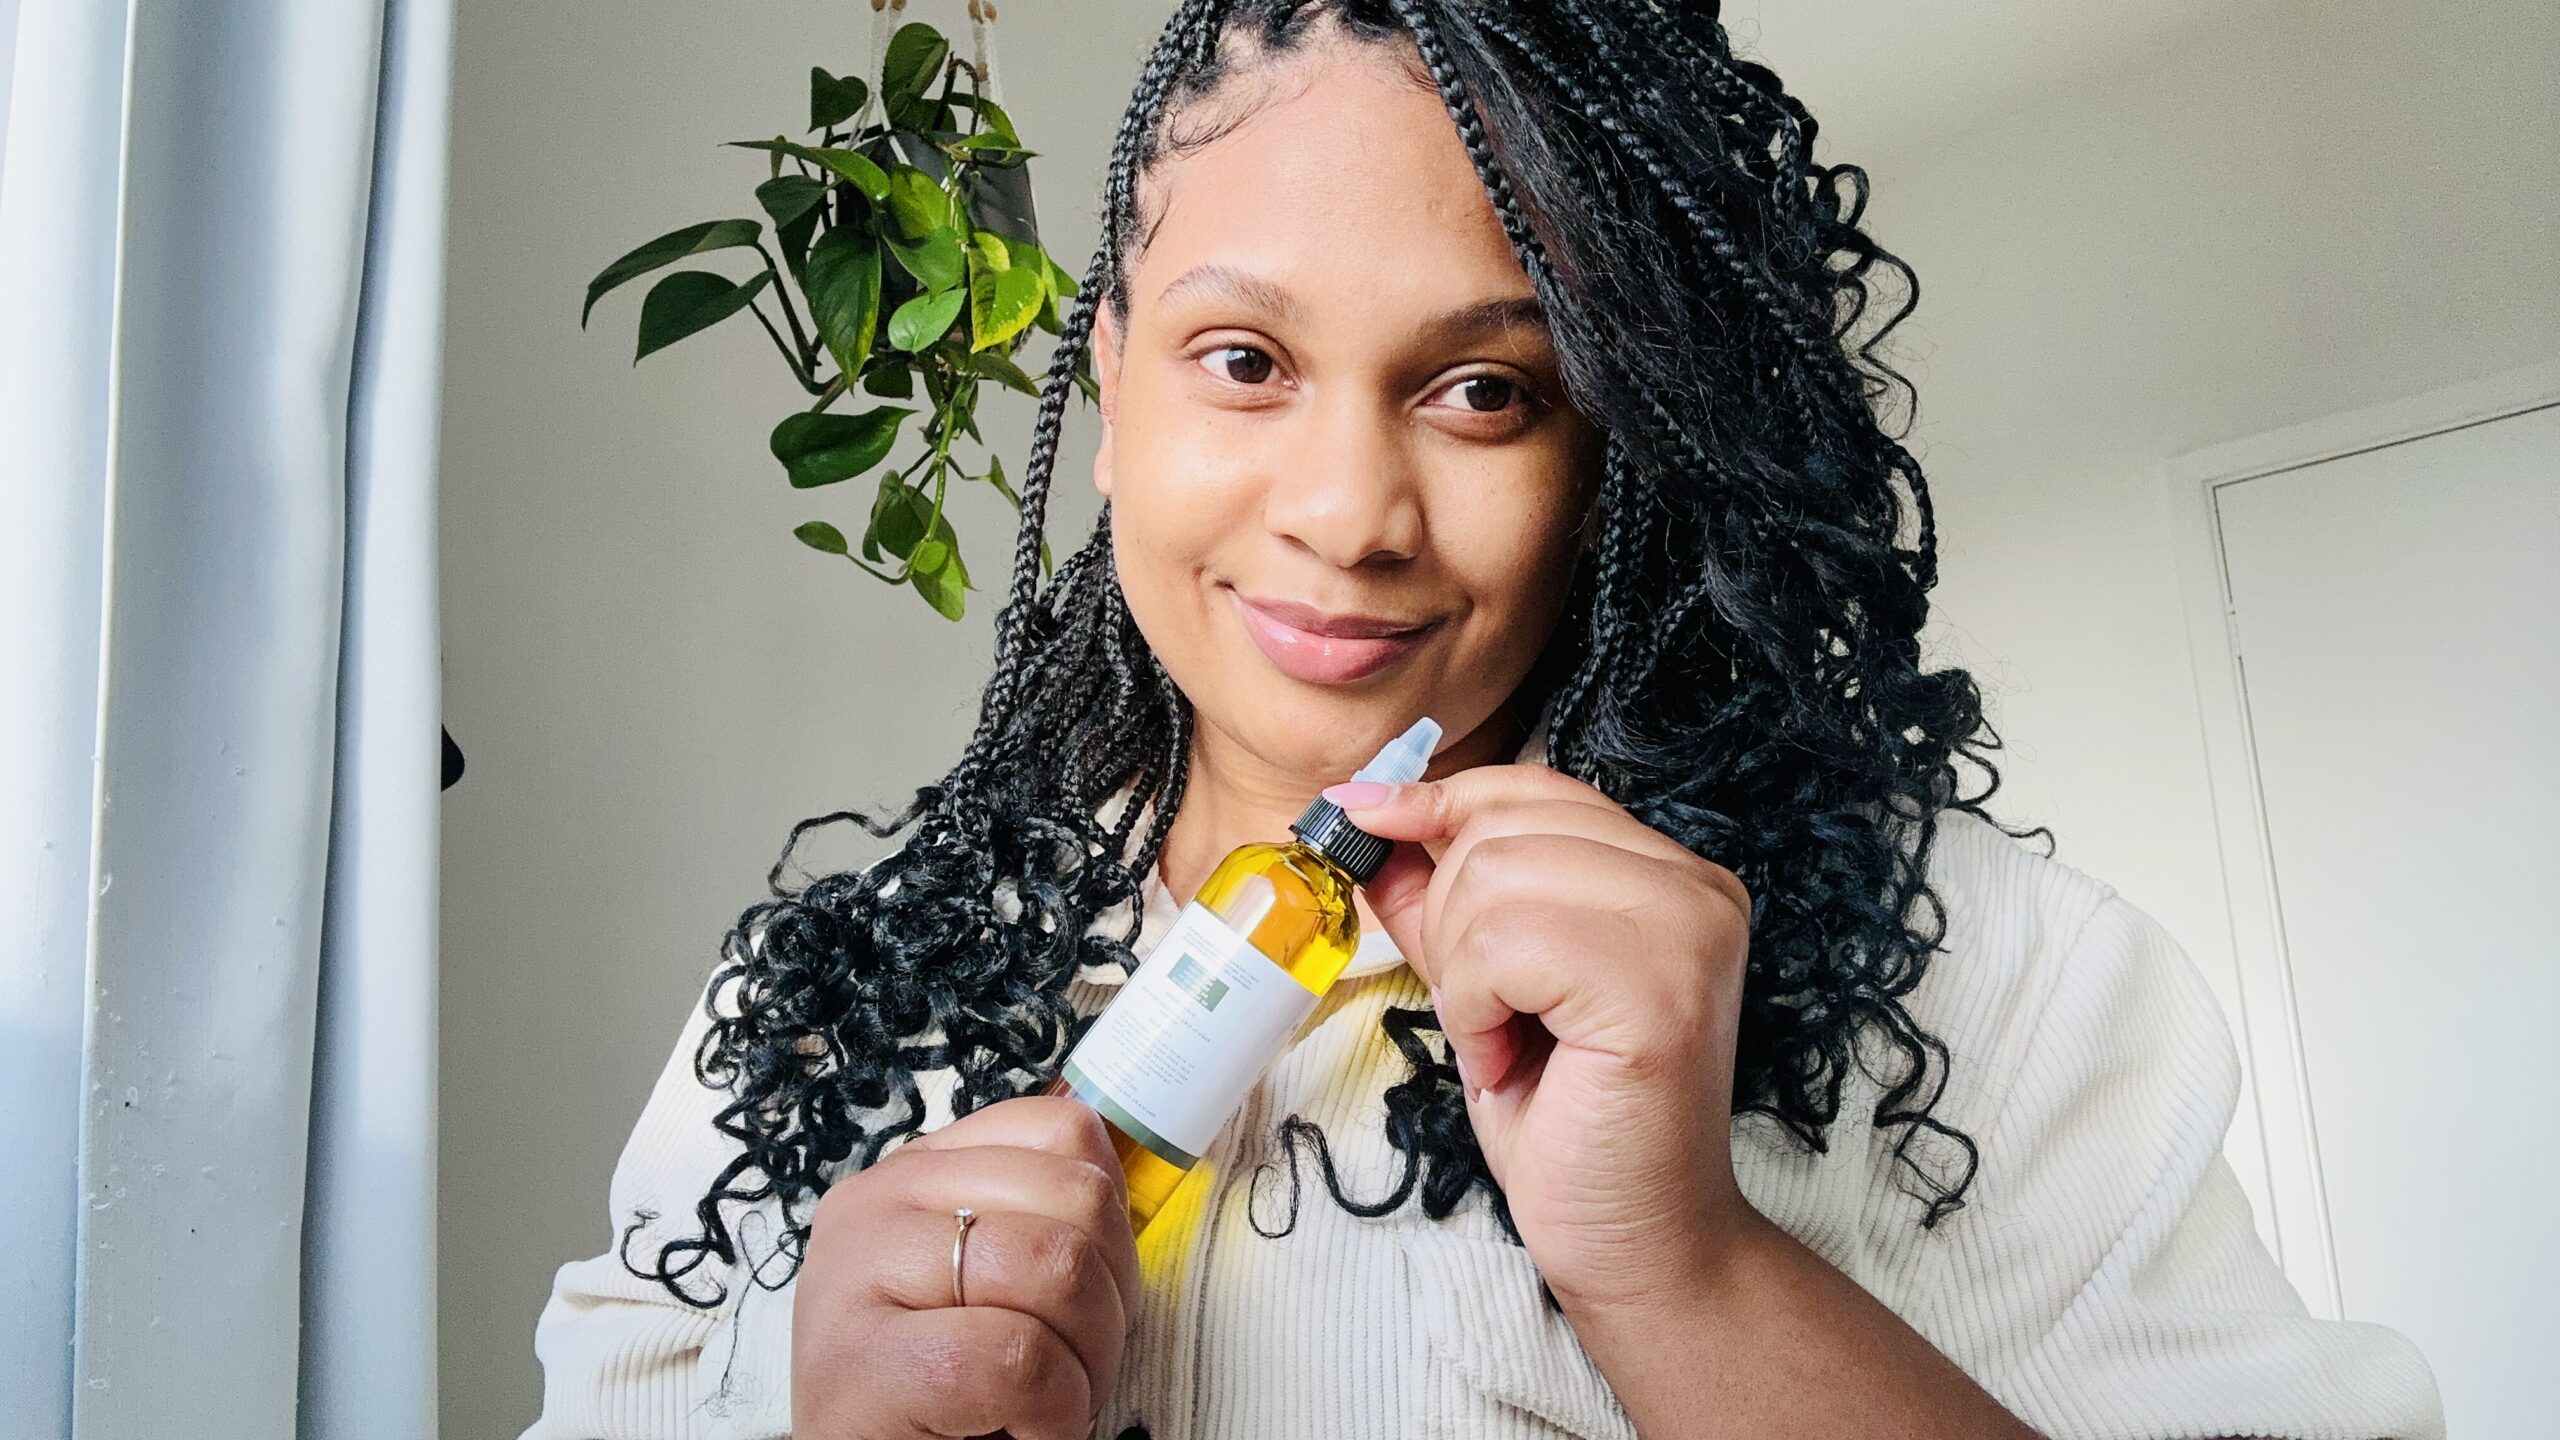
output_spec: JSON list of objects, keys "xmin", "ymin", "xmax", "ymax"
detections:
[{"xmin": 791, "ymin": 1094, "xmax": 1143, "ymax": 1440}]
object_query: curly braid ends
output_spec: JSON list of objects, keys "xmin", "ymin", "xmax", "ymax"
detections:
[{"xmin": 632, "ymin": 0, "xmax": 2046, "ymax": 1310}]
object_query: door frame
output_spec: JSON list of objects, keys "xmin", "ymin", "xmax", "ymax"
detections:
[{"xmin": 2161, "ymin": 358, "xmax": 2560, "ymax": 1319}]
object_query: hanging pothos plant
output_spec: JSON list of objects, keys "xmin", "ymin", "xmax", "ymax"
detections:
[{"xmin": 582, "ymin": 20, "xmax": 1087, "ymax": 620}]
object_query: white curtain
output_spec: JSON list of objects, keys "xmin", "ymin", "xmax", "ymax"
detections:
[{"xmin": 0, "ymin": 0, "xmax": 452, "ymax": 1433}]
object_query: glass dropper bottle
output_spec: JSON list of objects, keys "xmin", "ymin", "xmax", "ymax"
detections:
[{"xmin": 1043, "ymin": 717, "xmax": 1442, "ymax": 1233}]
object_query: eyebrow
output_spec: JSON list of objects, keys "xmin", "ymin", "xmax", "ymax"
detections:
[{"xmin": 1152, "ymin": 263, "xmax": 1551, "ymax": 346}]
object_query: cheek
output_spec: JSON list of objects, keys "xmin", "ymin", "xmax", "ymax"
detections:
[
  {"xmin": 1437, "ymin": 467, "xmax": 1587, "ymax": 629},
  {"xmin": 1107, "ymin": 378, "xmax": 1284, "ymax": 563},
  {"xmin": 1103, "ymin": 415, "xmax": 1258, "ymax": 669}
]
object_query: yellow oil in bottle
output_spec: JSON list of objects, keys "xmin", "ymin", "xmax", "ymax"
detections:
[
  {"xmin": 1045, "ymin": 839, "xmax": 1363, "ymax": 1231},
  {"xmin": 1044, "ymin": 717, "xmax": 1440, "ymax": 1236}
]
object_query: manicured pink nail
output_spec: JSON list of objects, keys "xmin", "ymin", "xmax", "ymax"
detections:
[{"xmin": 1323, "ymin": 780, "xmax": 1397, "ymax": 809}]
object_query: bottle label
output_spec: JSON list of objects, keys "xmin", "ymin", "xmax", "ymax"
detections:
[{"xmin": 1060, "ymin": 899, "xmax": 1320, "ymax": 1167}]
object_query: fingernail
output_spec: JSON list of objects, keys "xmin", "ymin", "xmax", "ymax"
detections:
[{"xmin": 1323, "ymin": 780, "xmax": 1397, "ymax": 809}]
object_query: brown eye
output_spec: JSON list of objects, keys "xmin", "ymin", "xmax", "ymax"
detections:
[
  {"xmin": 1431, "ymin": 373, "xmax": 1530, "ymax": 416},
  {"xmin": 1203, "ymin": 345, "xmax": 1275, "ymax": 385}
]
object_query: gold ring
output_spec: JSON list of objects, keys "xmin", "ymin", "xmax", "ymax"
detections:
[{"xmin": 950, "ymin": 1206, "xmax": 978, "ymax": 1307}]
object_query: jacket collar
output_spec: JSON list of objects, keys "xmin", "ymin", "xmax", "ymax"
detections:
[{"xmin": 1073, "ymin": 717, "xmax": 1552, "ymax": 988}]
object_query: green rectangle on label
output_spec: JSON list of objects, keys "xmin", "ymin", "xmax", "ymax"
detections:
[{"xmin": 1061, "ymin": 1059, "xmax": 1198, "ymax": 1168}]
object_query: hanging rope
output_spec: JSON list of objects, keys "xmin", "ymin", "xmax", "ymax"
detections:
[
  {"xmin": 863, "ymin": 0, "xmax": 1006, "ymax": 118},
  {"xmin": 967, "ymin": 0, "xmax": 1003, "ymax": 103}
]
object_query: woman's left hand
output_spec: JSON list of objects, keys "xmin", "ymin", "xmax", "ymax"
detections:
[{"xmin": 1324, "ymin": 762, "xmax": 1758, "ymax": 1308}]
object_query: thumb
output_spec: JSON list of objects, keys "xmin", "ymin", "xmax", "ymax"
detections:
[{"xmin": 1356, "ymin": 839, "xmax": 1437, "ymax": 987}]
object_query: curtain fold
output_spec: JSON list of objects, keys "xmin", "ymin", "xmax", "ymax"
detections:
[{"xmin": 0, "ymin": 0, "xmax": 452, "ymax": 1433}]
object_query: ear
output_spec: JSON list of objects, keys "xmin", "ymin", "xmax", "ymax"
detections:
[{"xmin": 1091, "ymin": 302, "xmax": 1123, "ymax": 499}]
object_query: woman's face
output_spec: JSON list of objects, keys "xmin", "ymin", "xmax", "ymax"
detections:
[{"xmin": 1091, "ymin": 35, "xmax": 1600, "ymax": 782}]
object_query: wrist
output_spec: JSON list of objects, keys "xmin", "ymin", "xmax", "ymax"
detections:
[{"xmin": 1547, "ymin": 1191, "xmax": 1776, "ymax": 1334}]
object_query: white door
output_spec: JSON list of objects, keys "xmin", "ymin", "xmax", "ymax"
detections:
[{"xmin": 2200, "ymin": 390, "xmax": 2558, "ymax": 1438}]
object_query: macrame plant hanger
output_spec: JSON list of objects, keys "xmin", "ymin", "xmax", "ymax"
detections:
[{"xmin": 865, "ymin": 0, "xmax": 1007, "ymax": 113}]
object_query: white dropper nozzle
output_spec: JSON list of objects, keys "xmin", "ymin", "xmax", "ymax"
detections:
[
  {"xmin": 1353, "ymin": 716, "xmax": 1442, "ymax": 787},
  {"xmin": 1287, "ymin": 716, "xmax": 1443, "ymax": 884}
]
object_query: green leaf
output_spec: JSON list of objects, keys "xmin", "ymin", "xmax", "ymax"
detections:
[
  {"xmin": 964, "ymin": 347, "xmax": 1040, "ymax": 397},
  {"xmin": 804, "ymin": 225, "xmax": 883, "ymax": 374},
  {"xmin": 981, "ymin": 454, "xmax": 1017, "ymax": 507},
  {"xmin": 862, "ymin": 358, "xmax": 914, "ymax": 398},
  {"xmin": 794, "ymin": 520, "xmax": 851, "ymax": 555},
  {"xmin": 997, "ymin": 235, "xmax": 1045, "ymax": 284},
  {"xmin": 1001, "ymin": 235, "xmax": 1080, "ymax": 301},
  {"xmin": 727, "ymin": 140, "xmax": 889, "ymax": 201},
  {"xmin": 1025, "ymin": 250, "xmax": 1069, "ymax": 334},
  {"xmin": 633, "ymin": 269, "xmax": 771, "ymax": 362},
  {"xmin": 770, "ymin": 407, "xmax": 911, "ymax": 489},
  {"xmin": 1040, "ymin": 248, "xmax": 1081, "ymax": 299},
  {"xmin": 870, "ymin": 474, "xmax": 932, "ymax": 559},
  {"xmin": 908, "ymin": 537, "xmax": 968, "ymax": 620},
  {"xmin": 970, "ymin": 263, "xmax": 1042, "ymax": 353},
  {"xmin": 997, "ymin": 235, "xmax": 1057, "ymax": 331},
  {"xmin": 884, "ymin": 165, "xmax": 952, "ymax": 241},
  {"xmin": 880, "ymin": 23, "xmax": 951, "ymax": 125},
  {"xmin": 888, "ymin": 287, "xmax": 966, "ymax": 352},
  {"xmin": 953, "ymin": 133, "xmax": 1036, "ymax": 167},
  {"xmin": 756, "ymin": 177, "xmax": 827, "ymax": 280},
  {"xmin": 948, "ymin": 93, "xmax": 1021, "ymax": 147},
  {"xmin": 962, "ymin": 228, "xmax": 1044, "ymax": 351},
  {"xmin": 885, "ymin": 227, "xmax": 965, "ymax": 291},
  {"xmin": 585, "ymin": 219, "xmax": 762, "ymax": 326},
  {"xmin": 756, "ymin": 175, "xmax": 826, "ymax": 228},
  {"xmin": 809, "ymin": 67, "xmax": 868, "ymax": 131}
]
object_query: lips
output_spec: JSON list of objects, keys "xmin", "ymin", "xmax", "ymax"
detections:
[{"xmin": 1228, "ymin": 587, "xmax": 1442, "ymax": 685}]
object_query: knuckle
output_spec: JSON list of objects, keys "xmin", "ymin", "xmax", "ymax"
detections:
[
  {"xmin": 1026, "ymin": 1220, "xmax": 1101, "ymax": 1299},
  {"xmin": 993, "ymin": 1313, "xmax": 1059, "ymax": 1392},
  {"xmin": 1065, "ymin": 1158, "xmax": 1124, "ymax": 1223},
  {"xmin": 1469, "ymin": 896, "xmax": 1563, "ymax": 955},
  {"xmin": 1688, "ymin": 855, "xmax": 1753, "ymax": 916},
  {"xmin": 1046, "ymin": 1095, "xmax": 1114, "ymax": 1161},
  {"xmin": 1467, "ymin": 832, "xmax": 1545, "ymax": 882},
  {"xmin": 793, "ymin": 1284, "xmax": 878, "ymax": 1372},
  {"xmin": 809, "ymin": 1172, "xmax": 880, "ymax": 1253},
  {"xmin": 812, "ymin": 1174, "xmax": 861, "ymax": 1229},
  {"xmin": 1417, "ymin": 780, "xmax": 1456, "ymax": 827}
]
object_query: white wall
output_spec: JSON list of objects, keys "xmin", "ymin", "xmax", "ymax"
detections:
[
  {"xmin": 1844, "ymin": 0, "xmax": 2558, "ymax": 1212},
  {"xmin": 437, "ymin": 3, "xmax": 1162, "ymax": 1434},
  {"xmin": 439, "ymin": 0, "xmax": 2558, "ymax": 1430}
]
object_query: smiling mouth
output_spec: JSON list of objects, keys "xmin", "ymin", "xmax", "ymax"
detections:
[{"xmin": 1226, "ymin": 586, "xmax": 1444, "ymax": 685}]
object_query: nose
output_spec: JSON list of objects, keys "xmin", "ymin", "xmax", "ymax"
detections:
[{"xmin": 1258, "ymin": 396, "xmax": 1425, "ymax": 569}]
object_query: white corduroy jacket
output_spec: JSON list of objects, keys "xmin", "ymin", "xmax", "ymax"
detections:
[{"xmin": 521, "ymin": 768, "xmax": 2443, "ymax": 1440}]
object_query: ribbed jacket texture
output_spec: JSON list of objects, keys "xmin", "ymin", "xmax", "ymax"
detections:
[{"xmin": 521, "ymin": 765, "xmax": 2442, "ymax": 1440}]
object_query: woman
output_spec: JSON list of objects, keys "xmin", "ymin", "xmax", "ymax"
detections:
[{"xmin": 523, "ymin": 3, "xmax": 2442, "ymax": 1437}]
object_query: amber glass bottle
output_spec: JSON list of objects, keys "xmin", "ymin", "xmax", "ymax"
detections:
[{"xmin": 1042, "ymin": 718, "xmax": 1439, "ymax": 1232}]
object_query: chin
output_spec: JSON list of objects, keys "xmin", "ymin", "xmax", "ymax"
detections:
[{"xmin": 1202, "ymin": 688, "xmax": 1419, "ymax": 780}]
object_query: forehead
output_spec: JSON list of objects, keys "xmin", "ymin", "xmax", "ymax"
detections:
[{"xmin": 1128, "ymin": 38, "xmax": 1532, "ymax": 316}]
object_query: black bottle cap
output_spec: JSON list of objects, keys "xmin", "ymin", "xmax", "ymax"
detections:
[{"xmin": 1289, "ymin": 795, "xmax": 1393, "ymax": 885}]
